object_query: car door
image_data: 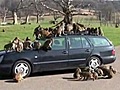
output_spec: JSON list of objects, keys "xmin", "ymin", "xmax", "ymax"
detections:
[
  {"xmin": 34, "ymin": 37, "xmax": 69, "ymax": 71},
  {"xmin": 68, "ymin": 36, "xmax": 92, "ymax": 67}
]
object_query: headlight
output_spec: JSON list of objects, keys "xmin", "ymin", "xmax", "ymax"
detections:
[{"xmin": 0, "ymin": 55, "xmax": 4, "ymax": 63}]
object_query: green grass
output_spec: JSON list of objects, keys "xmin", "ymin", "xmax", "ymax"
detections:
[{"xmin": 0, "ymin": 17, "xmax": 120, "ymax": 50}]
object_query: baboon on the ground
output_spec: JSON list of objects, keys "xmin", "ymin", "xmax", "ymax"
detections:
[
  {"xmin": 14, "ymin": 72, "xmax": 24, "ymax": 83},
  {"xmin": 41, "ymin": 38, "xmax": 53, "ymax": 52},
  {"xmin": 92, "ymin": 72, "xmax": 98, "ymax": 80},
  {"xmin": 2, "ymin": 29, "xmax": 5, "ymax": 32},
  {"xmin": 73, "ymin": 67, "xmax": 81, "ymax": 79},
  {"xmin": 94, "ymin": 68, "xmax": 104, "ymax": 76},
  {"xmin": 79, "ymin": 71, "xmax": 94, "ymax": 81},
  {"xmin": 98, "ymin": 65, "xmax": 116, "ymax": 79},
  {"xmin": 77, "ymin": 67, "xmax": 98, "ymax": 81},
  {"xmin": 80, "ymin": 67, "xmax": 90, "ymax": 72}
]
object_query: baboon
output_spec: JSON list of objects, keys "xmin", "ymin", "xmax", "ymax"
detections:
[
  {"xmin": 65, "ymin": 24, "xmax": 73, "ymax": 34},
  {"xmin": 94, "ymin": 68, "xmax": 104, "ymax": 76},
  {"xmin": 14, "ymin": 72, "xmax": 24, "ymax": 83},
  {"xmin": 54, "ymin": 25, "xmax": 64, "ymax": 37},
  {"xmin": 92, "ymin": 72, "xmax": 98, "ymax": 80},
  {"xmin": 2, "ymin": 29, "xmax": 5, "ymax": 32},
  {"xmin": 4, "ymin": 42, "xmax": 13, "ymax": 52},
  {"xmin": 73, "ymin": 67, "xmax": 81, "ymax": 79},
  {"xmin": 98, "ymin": 65, "xmax": 116, "ymax": 79},
  {"xmin": 49, "ymin": 20, "xmax": 56, "ymax": 24},
  {"xmin": 72, "ymin": 23, "xmax": 81, "ymax": 34},
  {"xmin": 79, "ymin": 71, "xmax": 94, "ymax": 81},
  {"xmin": 15, "ymin": 42, "xmax": 23, "ymax": 52},
  {"xmin": 76, "ymin": 67, "xmax": 98, "ymax": 81},
  {"xmin": 98, "ymin": 27, "xmax": 104, "ymax": 36},
  {"xmin": 41, "ymin": 38, "xmax": 53, "ymax": 52},
  {"xmin": 33, "ymin": 40, "xmax": 41, "ymax": 50},
  {"xmin": 39, "ymin": 29, "xmax": 52, "ymax": 39},
  {"xmin": 81, "ymin": 67, "xmax": 90, "ymax": 72},
  {"xmin": 76, "ymin": 23, "xmax": 86, "ymax": 30},
  {"xmin": 23, "ymin": 37, "xmax": 32, "ymax": 50},
  {"xmin": 33, "ymin": 25, "xmax": 41, "ymax": 40},
  {"xmin": 79, "ymin": 70, "xmax": 98, "ymax": 81},
  {"xmin": 12, "ymin": 37, "xmax": 23, "ymax": 52}
]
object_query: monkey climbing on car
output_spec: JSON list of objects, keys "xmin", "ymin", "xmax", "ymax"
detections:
[{"xmin": 41, "ymin": 38, "xmax": 53, "ymax": 52}]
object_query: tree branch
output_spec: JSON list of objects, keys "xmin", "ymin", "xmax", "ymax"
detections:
[
  {"xmin": 17, "ymin": 2, "xmax": 33, "ymax": 11},
  {"xmin": 51, "ymin": 19, "xmax": 64, "ymax": 28},
  {"xmin": 40, "ymin": 1, "xmax": 65, "ymax": 15},
  {"xmin": 52, "ymin": 0, "xmax": 64, "ymax": 9}
]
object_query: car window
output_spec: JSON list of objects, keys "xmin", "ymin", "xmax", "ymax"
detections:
[
  {"xmin": 88, "ymin": 37, "xmax": 110, "ymax": 47},
  {"xmin": 52, "ymin": 38, "xmax": 65, "ymax": 50},
  {"xmin": 81, "ymin": 37, "xmax": 90, "ymax": 48},
  {"xmin": 69, "ymin": 37, "xmax": 82, "ymax": 49}
]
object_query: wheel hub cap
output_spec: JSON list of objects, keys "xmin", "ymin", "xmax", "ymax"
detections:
[{"xmin": 15, "ymin": 63, "xmax": 29, "ymax": 77}]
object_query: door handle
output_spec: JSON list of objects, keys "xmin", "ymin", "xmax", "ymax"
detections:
[
  {"xmin": 85, "ymin": 49, "xmax": 90, "ymax": 52},
  {"xmin": 62, "ymin": 51, "xmax": 68, "ymax": 54}
]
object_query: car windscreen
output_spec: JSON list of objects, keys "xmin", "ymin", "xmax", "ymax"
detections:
[{"xmin": 88, "ymin": 37, "xmax": 111, "ymax": 47}]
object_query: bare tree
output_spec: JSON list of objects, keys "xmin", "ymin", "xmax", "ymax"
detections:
[
  {"xmin": 0, "ymin": 0, "xmax": 8, "ymax": 23},
  {"xmin": 40, "ymin": 0, "xmax": 77, "ymax": 27},
  {"xmin": 32, "ymin": 0, "xmax": 45, "ymax": 23},
  {"xmin": 0, "ymin": 0, "xmax": 33, "ymax": 24},
  {"xmin": 8, "ymin": 0, "xmax": 23, "ymax": 24}
]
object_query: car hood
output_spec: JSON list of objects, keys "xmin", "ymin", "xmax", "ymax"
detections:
[{"xmin": 0, "ymin": 50, "xmax": 6, "ymax": 56}]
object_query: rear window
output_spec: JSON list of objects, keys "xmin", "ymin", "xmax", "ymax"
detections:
[{"xmin": 88, "ymin": 37, "xmax": 110, "ymax": 47}]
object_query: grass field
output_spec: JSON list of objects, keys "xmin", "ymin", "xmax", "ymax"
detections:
[{"xmin": 0, "ymin": 16, "xmax": 120, "ymax": 50}]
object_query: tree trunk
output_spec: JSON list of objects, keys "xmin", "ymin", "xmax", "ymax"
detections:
[
  {"xmin": 12, "ymin": 11, "xmax": 18, "ymax": 24},
  {"xmin": 36, "ymin": 14, "xmax": 39, "ymax": 23},
  {"xmin": 64, "ymin": 13, "xmax": 73, "ymax": 24},
  {"xmin": 25, "ymin": 15, "xmax": 30, "ymax": 24},
  {"xmin": 2, "ymin": 12, "xmax": 7, "ymax": 22},
  {"xmin": 63, "ymin": 13, "xmax": 73, "ymax": 31}
]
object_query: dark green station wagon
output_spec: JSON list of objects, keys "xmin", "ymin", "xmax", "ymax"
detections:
[{"xmin": 0, "ymin": 35, "xmax": 116, "ymax": 77}]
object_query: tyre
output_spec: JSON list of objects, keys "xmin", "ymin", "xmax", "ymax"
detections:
[
  {"xmin": 12, "ymin": 60, "xmax": 31, "ymax": 78},
  {"xmin": 88, "ymin": 56, "xmax": 101, "ymax": 69}
]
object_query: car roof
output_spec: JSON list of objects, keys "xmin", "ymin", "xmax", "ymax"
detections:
[{"xmin": 53, "ymin": 34, "xmax": 106, "ymax": 38}]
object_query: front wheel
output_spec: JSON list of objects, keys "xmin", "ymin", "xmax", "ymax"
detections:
[
  {"xmin": 88, "ymin": 56, "xmax": 101, "ymax": 69},
  {"xmin": 12, "ymin": 60, "xmax": 31, "ymax": 78}
]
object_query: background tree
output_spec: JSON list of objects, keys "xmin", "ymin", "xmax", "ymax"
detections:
[
  {"xmin": 40, "ymin": 0, "xmax": 77, "ymax": 26},
  {"xmin": 32, "ymin": 0, "xmax": 45, "ymax": 23}
]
